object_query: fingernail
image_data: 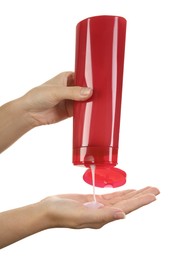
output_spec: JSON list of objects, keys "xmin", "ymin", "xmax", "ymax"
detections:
[
  {"xmin": 114, "ymin": 211, "xmax": 126, "ymax": 219},
  {"xmin": 80, "ymin": 87, "xmax": 92, "ymax": 96}
]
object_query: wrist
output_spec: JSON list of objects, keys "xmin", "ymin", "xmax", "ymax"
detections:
[
  {"xmin": 14, "ymin": 96, "xmax": 39, "ymax": 128},
  {"xmin": 38, "ymin": 197, "xmax": 59, "ymax": 229},
  {"xmin": 39, "ymin": 197, "xmax": 69, "ymax": 229},
  {"xmin": 0, "ymin": 98, "xmax": 36, "ymax": 153},
  {"xmin": 30, "ymin": 201, "xmax": 51, "ymax": 231}
]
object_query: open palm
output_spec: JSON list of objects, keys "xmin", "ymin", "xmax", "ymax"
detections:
[{"xmin": 58, "ymin": 186, "xmax": 160, "ymax": 214}]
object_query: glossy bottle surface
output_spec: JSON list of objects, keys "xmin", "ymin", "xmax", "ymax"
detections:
[{"xmin": 73, "ymin": 15, "xmax": 127, "ymax": 187}]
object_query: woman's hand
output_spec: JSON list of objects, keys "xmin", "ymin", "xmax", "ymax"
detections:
[
  {"xmin": 42, "ymin": 186, "xmax": 160, "ymax": 229},
  {"xmin": 0, "ymin": 71, "xmax": 92, "ymax": 152},
  {"xmin": 22, "ymin": 71, "xmax": 92, "ymax": 126},
  {"xmin": 0, "ymin": 186, "xmax": 159, "ymax": 248}
]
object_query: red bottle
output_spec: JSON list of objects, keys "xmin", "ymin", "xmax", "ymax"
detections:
[{"xmin": 73, "ymin": 15, "xmax": 127, "ymax": 188}]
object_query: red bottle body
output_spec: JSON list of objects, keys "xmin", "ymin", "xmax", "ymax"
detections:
[{"xmin": 73, "ymin": 15, "xmax": 127, "ymax": 187}]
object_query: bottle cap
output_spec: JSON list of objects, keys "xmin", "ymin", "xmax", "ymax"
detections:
[{"xmin": 83, "ymin": 166, "xmax": 126, "ymax": 188}]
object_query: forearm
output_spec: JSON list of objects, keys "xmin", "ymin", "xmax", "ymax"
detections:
[
  {"xmin": 0, "ymin": 98, "xmax": 35, "ymax": 153},
  {"xmin": 0, "ymin": 202, "xmax": 49, "ymax": 249}
]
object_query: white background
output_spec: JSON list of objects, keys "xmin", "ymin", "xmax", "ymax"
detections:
[{"xmin": 0, "ymin": 0, "xmax": 178, "ymax": 259}]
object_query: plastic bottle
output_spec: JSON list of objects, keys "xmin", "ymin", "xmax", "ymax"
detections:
[{"xmin": 73, "ymin": 15, "xmax": 127, "ymax": 188}]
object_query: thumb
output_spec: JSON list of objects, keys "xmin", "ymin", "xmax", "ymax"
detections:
[
  {"xmin": 99, "ymin": 208, "xmax": 126, "ymax": 223},
  {"xmin": 61, "ymin": 86, "xmax": 93, "ymax": 101},
  {"xmin": 83, "ymin": 207, "xmax": 126, "ymax": 229}
]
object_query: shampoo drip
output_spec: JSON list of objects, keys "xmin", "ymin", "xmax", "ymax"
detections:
[{"xmin": 83, "ymin": 164, "xmax": 104, "ymax": 209}]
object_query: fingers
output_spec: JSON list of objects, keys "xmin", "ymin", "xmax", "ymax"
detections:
[
  {"xmin": 98, "ymin": 186, "xmax": 160, "ymax": 214},
  {"xmin": 120, "ymin": 193, "xmax": 157, "ymax": 214},
  {"xmin": 121, "ymin": 186, "xmax": 160, "ymax": 200},
  {"xmin": 133, "ymin": 186, "xmax": 160, "ymax": 198},
  {"xmin": 100, "ymin": 186, "xmax": 159, "ymax": 205},
  {"xmin": 112, "ymin": 186, "xmax": 160, "ymax": 214},
  {"xmin": 105, "ymin": 186, "xmax": 159, "ymax": 201},
  {"xmin": 101, "ymin": 189, "xmax": 136, "ymax": 200}
]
